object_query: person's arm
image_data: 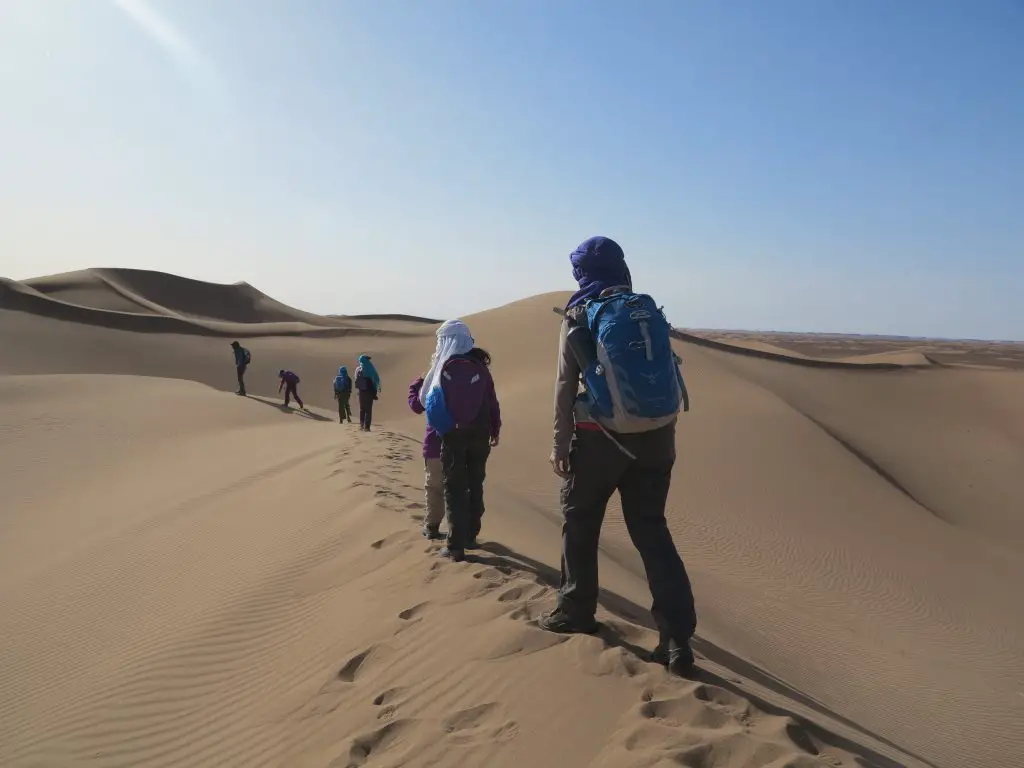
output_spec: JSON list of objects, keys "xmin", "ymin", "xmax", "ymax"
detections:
[
  {"xmin": 552, "ymin": 317, "xmax": 580, "ymax": 461},
  {"xmin": 487, "ymin": 370, "xmax": 501, "ymax": 445},
  {"xmin": 408, "ymin": 378, "xmax": 425, "ymax": 414}
]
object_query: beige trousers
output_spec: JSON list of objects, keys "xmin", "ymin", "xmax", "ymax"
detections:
[{"xmin": 424, "ymin": 457, "xmax": 445, "ymax": 529}]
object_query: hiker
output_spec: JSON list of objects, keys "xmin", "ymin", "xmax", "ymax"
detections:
[
  {"xmin": 278, "ymin": 369, "xmax": 304, "ymax": 409},
  {"xmin": 539, "ymin": 235, "xmax": 696, "ymax": 676},
  {"xmin": 334, "ymin": 366, "xmax": 353, "ymax": 423},
  {"xmin": 354, "ymin": 354, "xmax": 380, "ymax": 431},
  {"xmin": 421, "ymin": 319, "xmax": 501, "ymax": 562},
  {"xmin": 407, "ymin": 375, "xmax": 445, "ymax": 540},
  {"xmin": 231, "ymin": 341, "xmax": 251, "ymax": 396}
]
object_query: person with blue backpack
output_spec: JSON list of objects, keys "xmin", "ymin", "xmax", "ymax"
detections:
[
  {"xmin": 333, "ymin": 366, "xmax": 353, "ymax": 423},
  {"xmin": 538, "ymin": 235, "xmax": 697, "ymax": 676}
]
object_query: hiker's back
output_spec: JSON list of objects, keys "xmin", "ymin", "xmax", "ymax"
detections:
[
  {"xmin": 441, "ymin": 356, "xmax": 491, "ymax": 432},
  {"xmin": 579, "ymin": 291, "xmax": 688, "ymax": 434}
]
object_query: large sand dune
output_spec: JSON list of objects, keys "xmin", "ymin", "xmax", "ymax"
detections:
[{"xmin": 1, "ymin": 269, "xmax": 1022, "ymax": 768}]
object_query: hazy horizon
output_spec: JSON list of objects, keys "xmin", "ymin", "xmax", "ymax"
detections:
[{"xmin": 2, "ymin": 1, "xmax": 1022, "ymax": 339}]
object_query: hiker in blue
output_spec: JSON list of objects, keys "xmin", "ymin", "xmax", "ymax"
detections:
[
  {"xmin": 538, "ymin": 235, "xmax": 697, "ymax": 677},
  {"xmin": 354, "ymin": 355, "xmax": 380, "ymax": 431},
  {"xmin": 230, "ymin": 341, "xmax": 251, "ymax": 396},
  {"xmin": 333, "ymin": 366, "xmax": 353, "ymax": 424}
]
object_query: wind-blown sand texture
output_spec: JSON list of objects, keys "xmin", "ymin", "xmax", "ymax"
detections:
[{"xmin": 2, "ymin": 269, "xmax": 1022, "ymax": 768}]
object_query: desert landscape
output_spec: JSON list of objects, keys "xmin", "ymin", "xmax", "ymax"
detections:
[{"xmin": 2, "ymin": 268, "xmax": 1022, "ymax": 768}]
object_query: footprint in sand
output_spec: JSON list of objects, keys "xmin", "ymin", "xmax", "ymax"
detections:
[
  {"xmin": 639, "ymin": 693, "xmax": 735, "ymax": 730},
  {"xmin": 369, "ymin": 531, "xmax": 412, "ymax": 551},
  {"xmin": 472, "ymin": 565, "xmax": 514, "ymax": 584},
  {"xmin": 372, "ymin": 687, "xmax": 405, "ymax": 707},
  {"xmin": 398, "ymin": 602, "xmax": 430, "ymax": 621},
  {"xmin": 441, "ymin": 703, "xmax": 519, "ymax": 744},
  {"xmin": 497, "ymin": 586, "xmax": 523, "ymax": 603},
  {"xmin": 345, "ymin": 720, "xmax": 413, "ymax": 767},
  {"xmin": 336, "ymin": 643, "xmax": 395, "ymax": 684}
]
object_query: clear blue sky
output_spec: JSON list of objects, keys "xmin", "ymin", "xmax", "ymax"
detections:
[{"xmin": 2, "ymin": 1, "xmax": 1021, "ymax": 339}]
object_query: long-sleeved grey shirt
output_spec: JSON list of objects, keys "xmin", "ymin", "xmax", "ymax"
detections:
[{"xmin": 553, "ymin": 307, "xmax": 587, "ymax": 459}]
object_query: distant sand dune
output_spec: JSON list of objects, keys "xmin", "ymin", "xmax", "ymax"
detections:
[
  {"xmin": 1, "ymin": 273, "xmax": 1022, "ymax": 768},
  {"xmin": 3, "ymin": 272, "xmax": 423, "ymax": 338}
]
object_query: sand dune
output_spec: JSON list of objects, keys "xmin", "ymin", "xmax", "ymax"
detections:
[
  {"xmin": 2, "ymin": 269, "xmax": 1023, "ymax": 768},
  {"xmin": 2, "ymin": 271, "xmax": 424, "ymax": 339}
]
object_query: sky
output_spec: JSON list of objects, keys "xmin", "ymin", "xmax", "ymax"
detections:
[{"xmin": 1, "ymin": 1, "xmax": 1022, "ymax": 339}]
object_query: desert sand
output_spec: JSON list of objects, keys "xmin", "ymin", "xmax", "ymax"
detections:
[{"xmin": 2, "ymin": 268, "xmax": 1023, "ymax": 768}]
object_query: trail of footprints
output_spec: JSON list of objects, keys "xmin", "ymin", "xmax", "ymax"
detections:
[{"xmin": 315, "ymin": 430, "xmax": 842, "ymax": 767}]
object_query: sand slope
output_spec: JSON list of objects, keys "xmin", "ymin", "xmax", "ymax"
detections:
[{"xmin": 2, "ymin": 269, "xmax": 1023, "ymax": 768}]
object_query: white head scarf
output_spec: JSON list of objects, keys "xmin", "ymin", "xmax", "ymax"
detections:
[{"xmin": 420, "ymin": 319, "xmax": 475, "ymax": 406}]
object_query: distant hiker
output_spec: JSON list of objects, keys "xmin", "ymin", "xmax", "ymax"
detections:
[
  {"xmin": 334, "ymin": 366, "xmax": 353, "ymax": 423},
  {"xmin": 354, "ymin": 354, "xmax": 381, "ymax": 431},
  {"xmin": 408, "ymin": 375, "xmax": 445, "ymax": 540},
  {"xmin": 231, "ymin": 341, "xmax": 251, "ymax": 396},
  {"xmin": 421, "ymin": 319, "xmax": 501, "ymax": 562},
  {"xmin": 278, "ymin": 369, "xmax": 304, "ymax": 409},
  {"xmin": 539, "ymin": 235, "xmax": 696, "ymax": 676}
]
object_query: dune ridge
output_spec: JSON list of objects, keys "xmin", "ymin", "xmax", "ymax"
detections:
[
  {"xmin": 2, "ymin": 269, "xmax": 1023, "ymax": 768},
  {"xmin": 2, "ymin": 271, "xmax": 424, "ymax": 339}
]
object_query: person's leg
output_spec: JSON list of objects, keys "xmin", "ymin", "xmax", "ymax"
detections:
[
  {"xmin": 440, "ymin": 434, "xmax": 470, "ymax": 559},
  {"xmin": 344, "ymin": 394, "xmax": 353, "ymax": 421},
  {"xmin": 365, "ymin": 397, "xmax": 374, "ymax": 429},
  {"xmin": 337, "ymin": 395, "xmax": 344, "ymax": 422},
  {"xmin": 284, "ymin": 382, "xmax": 292, "ymax": 407},
  {"xmin": 541, "ymin": 429, "xmax": 625, "ymax": 633},
  {"xmin": 360, "ymin": 392, "xmax": 371, "ymax": 429},
  {"xmin": 295, "ymin": 386, "xmax": 304, "ymax": 408},
  {"xmin": 237, "ymin": 365, "xmax": 246, "ymax": 395},
  {"xmin": 423, "ymin": 457, "xmax": 445, "ymax": 537},
  {"xmin": 617, "ymin": 427, "xmax": 696, "ymax": 670},
  {"xmin": 465, "ymin": 435, "xmax": 491, "ymax": 545}
]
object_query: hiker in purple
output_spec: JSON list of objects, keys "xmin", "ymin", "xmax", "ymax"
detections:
[
  {"xmin": 278, "ymin": 369, "xmax": 304, "ymax": 409},
  {"xmin": 538, "ymin": 235, "xmax": 697, "ymax": 677},
  {"xmin": 408, "ymin": 376, "xmax": 445, "ymax": 540},
  {"xmin": 421, "ymin": 319, "xmax": 501, "ymax": 562}
]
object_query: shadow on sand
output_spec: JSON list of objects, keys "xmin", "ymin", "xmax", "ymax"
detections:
[
  {"xmin": 472, "ymin": 542, "xmax": 934, "ymax": 768},
  {"xmin": 244, "ymin": 394, "xmax": 333, "ymax": 422}
]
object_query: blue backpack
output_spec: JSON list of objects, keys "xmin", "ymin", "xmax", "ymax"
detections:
[{"xmin": 579, "ymin": 291, "xmax": 689, "ymax": 433}]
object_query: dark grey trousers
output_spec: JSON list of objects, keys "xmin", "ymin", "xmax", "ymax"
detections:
[
  {"xmin": 441, "ymin": 429, "xmax": 491, "ymax": 550},
  {"xmin": 558, "ymin": 424, "xmax": 697, "ymax": 644},
  {"xmin": 358, "ymin": 390, "xmax": 375, "ymax": 428}
]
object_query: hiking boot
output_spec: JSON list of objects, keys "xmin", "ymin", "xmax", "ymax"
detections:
[
  {"xmin": 439, "ymin": 547, "xmax": 465, "ymax": 562},
  {"xmin": 537, "ymin": 609, "xmax": 599, "ymax": 635},
  {"xmin": 651, "ymin": 641, "xmax": 696, "ymax": 677},
  {"xmin": 464, "ymin": 537, "xmax": 479, "ymax": 550},
  {"xmin": 422, "ymin": 525, "xmax": 445, "ymax": 541}
]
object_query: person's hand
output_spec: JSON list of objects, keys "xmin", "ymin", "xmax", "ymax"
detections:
[
  {"xmin": 489, "ymin": 435, "xmax": 500, "ymax": 447},
  {"xmin": 550, "ymin": 452, "xmax": 570, "ymax": 479}
]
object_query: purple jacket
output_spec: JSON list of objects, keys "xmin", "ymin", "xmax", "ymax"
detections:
[
  {"xmin": 439, "ymin": 357, "xmax": 501, "ymax": 438},
  {"xmin": 408, "ymin": 377, "xmax": 441, "ymax": 459}
]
